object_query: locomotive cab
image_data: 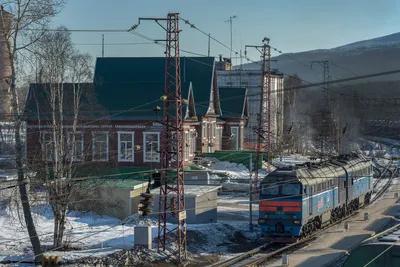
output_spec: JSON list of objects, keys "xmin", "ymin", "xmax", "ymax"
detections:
[{"xmin": 259, "ymin": 168, "xmax": 303, "ymax": 243}]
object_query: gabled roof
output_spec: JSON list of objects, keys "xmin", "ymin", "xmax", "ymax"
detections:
[
  {"xmin": 24, "ymin": 83, "xmax": 99, "ymax": 120},
  {"xmin": 93, "ymin": 57, "xmax": 215, "ymax": 120},
  {"xmin": 218, "ymin": 87, "xmax": 249, "ymax": 118}
]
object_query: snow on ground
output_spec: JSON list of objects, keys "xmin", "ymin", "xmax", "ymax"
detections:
[
  {"xmin": 0, "ymin": 204, "xmax": 158, "ymax": 262},
  {"xmin": 205, "ymin": 158, "xmax": 250, "ymax": 179},
  {"xmin": 0, "ymin": 197, "xmax": 261, "ymax": 264}
]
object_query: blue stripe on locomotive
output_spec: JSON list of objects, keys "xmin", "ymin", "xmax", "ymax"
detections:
[
  {"xmin": 352, "ymin": 176, "xmax": 372, "ymax": 199},
  {"xmin": 302, "ymin": 187, "xmax": 339, "ymax": 222}
]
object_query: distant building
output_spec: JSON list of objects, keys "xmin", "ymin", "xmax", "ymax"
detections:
[
  {"xmin": 0, "ymin": 7, "xmax": 13, "ymax": 116},
  {"xmin": 217, "ymin": 62, "xmax": 284, "ymax": 149},
  {"xmin": 24, "ymin": 57, "xmax": 249, "ymax": 171}
]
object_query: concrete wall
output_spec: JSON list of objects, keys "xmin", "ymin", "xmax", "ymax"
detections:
[
  {"xmin": 184, "ymin": 171, "xmax": 212, "ymax": 185},
  {"xmin": 71, "ymin": 184, "xmax": 149, "ymax": 220},
  {"xmin": 195, "ymin": 192, "xmax": 218, "ymax": 224},
  {"xmin": 150, "ymin": 188, "xmax": 218, "ymax": 224}
]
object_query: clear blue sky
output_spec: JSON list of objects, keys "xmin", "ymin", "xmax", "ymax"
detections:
[{"xmin": 52, "ymin": 0, "xmax": 400, "ymax": 63}]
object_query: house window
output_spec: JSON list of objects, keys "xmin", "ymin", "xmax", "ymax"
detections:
[
  {"xmin": 184, "ymin": 131, "xmax": 189, "ymax": 161},
  {"xmin": 212, "ymin": 122, "xmax": 216, "ymax": 138},
  {"xmin": 202, "ymin": 122, "xmax": 206, "ymax": 138},
  {"xmin": 191, "ymin": 130, "xmax": 197, "ymax": 155},
  {"xmin": 41, "ymin": 132, "xmax": 54, "ymax": 161},
  {"xmin": 230, "ymin": 126, "xmax": 239, "ymax": 151},
  {"xmin": 240, "ymin": 126, "xmax": 244, "ymax": 150},
  {"xmin": 92, "ymin": 132, "xmax": 108, "ymax": 162},
  {"xmin": 143, "ymin": 132, "xmax": 160, "ymax": 162},
  {"xmin": 68, "ymin": 132, "xmax": 84, "ymax": 162},
  {"xmin": 118, "ymin": 132, "xmax": 134, "ymax": 162},
  {"xmin": 215, "ymin": 127, "xmax": 222, "ymax": 150}
]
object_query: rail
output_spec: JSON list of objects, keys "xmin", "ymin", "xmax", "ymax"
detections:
[
  {"xmin": 212, "ymin": 161, "xmax": 397, "ymax": 267},
  {"xmin": 373, "ymin": 158, "xmax": 393, "ymax": 187}
]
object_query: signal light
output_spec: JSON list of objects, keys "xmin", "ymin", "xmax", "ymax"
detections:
[{"xmin": 139, "ymin": 191, "xmax": 154, "ymax": 217}]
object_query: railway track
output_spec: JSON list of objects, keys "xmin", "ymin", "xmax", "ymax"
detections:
[
  {"xmin": 373, "ymin": 158, "xmax": 393, "ymax": 187},
  {"xmin": 213, "ymin": 161, "xmax": 399, "ymax": 267}
]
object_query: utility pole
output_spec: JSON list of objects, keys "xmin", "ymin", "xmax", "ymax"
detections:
[
  {"xmin": 130, "ymin": 13, "xmax": 186, "ymax": 263},
  {"xmin": 249, "ymin": 154, "xmax": 253, "ymax": 232},
  {"xmin": 208, "ymin": 33, "xmax": 211, "ymax": 57},
  {"xmin": 102, "ymin": 34, "xmax": 104, "ymax": 58},
  {"xmin": 225, "ymin": 15, "xmax": 237, "ymax": 61},
  {"xmin": 245, "ymin": 37, "xmax": 271, "ymax": 197},
  {"xmin": 311, "ymin": 60, "xmax": 330, "ymax": 160}
]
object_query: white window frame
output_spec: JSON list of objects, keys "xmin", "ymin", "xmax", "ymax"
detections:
[
  {"xmin": 118, "ymin": 131, "xmax": 135, "ymax": 162},
  {"xmin": 215, "ymin": 127, "xmax": 222, "ymax": 150},
  {"xmin": 41, "ymin": 132, "xmax": 54, "ymax": 162},
  {"xmin": 184, "ymin": 131, "xmax": 189, "ymax": 161},
  {"xmin": 68, "ymin": 132, "xmax": 84, "ymax": 162},
  {"xmin": 240, "ymin": 126, "xmax": 244, "ymax": 150},
  {"xmin": 143, "ymin": 132, "xmax": 160, "ymax": 163},
  {"xmin": 92, "ymin": 131, "xmax": 109, "ymax": 162},
  {"xmin": 190, "ymin": 130, "xmax": 197, "ymax": 156},
  {"xmin": 231, "ymin": 126, "xmax": 239, "ymax": 151}
]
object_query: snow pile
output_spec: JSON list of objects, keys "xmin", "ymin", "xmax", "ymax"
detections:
[
  {"xmin": 206, "ymin": 158, "xmax": 250, "ymax": 179},
  {"xmin": 68, "ymin": 246, "xmax": 173, "ymax": 266},
  {"xmin": 272, "ymin": 154, "xmax": 312, "ymax": 167},
  {"xmin": 221, "ymin": 182, "xmax": 250, "ymax": 192}
]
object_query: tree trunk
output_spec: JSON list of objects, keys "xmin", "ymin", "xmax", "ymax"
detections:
[
  {"xmin": 53, "ymin": 203, "xmax": 66, "ymax": 248},
  {"xmin": 10, "ymin": 69, "xmax": 42, "ymax": 262}
]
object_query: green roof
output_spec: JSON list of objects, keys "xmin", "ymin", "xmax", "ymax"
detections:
[
  {"xmin": 94, "ymin": 57, "xmax": 215, "ymax": 120},
  {"xmin": 76, "ymin": 179, "xmax": 147, "ymax": 189},
  {"xmin": 24, "ymin": 83, "xmax": 98, "ymax": 120},
  {"xmin": 218, "ymin": 87, "xmax": 248, "ymax": 118}
]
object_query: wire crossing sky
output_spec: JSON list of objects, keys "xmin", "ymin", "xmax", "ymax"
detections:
[{"xmin": 51, "ymin": 0, "xmax": 400, "ymax": 61}]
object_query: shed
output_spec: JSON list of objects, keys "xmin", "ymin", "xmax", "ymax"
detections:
[
  {"xmin": 71, "ymin": 179, "xmax": 152, "ymax": 220},
  {"xmin": 150, "ymin": 185, "xmax": 221, "ymax": 224}
]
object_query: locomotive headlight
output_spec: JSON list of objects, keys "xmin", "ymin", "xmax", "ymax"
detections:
[
  {"xmin": 294, "ymin": 220, "xmax": 301, "ymax": 224},
  {"xmin": 258, "ymin": 219, "xmax": 266, "ymax": 224}
]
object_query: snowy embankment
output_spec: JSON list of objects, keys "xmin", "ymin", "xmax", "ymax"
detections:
[
  {"xmin": 0, "ymin": 202, "xmax": 259, "ymax": 263},
  {"xmin": 0, "ymin": 204, "xmax": 157, "ymax": 262}
]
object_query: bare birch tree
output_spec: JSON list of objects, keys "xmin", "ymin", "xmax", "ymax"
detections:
[
  {"xmin": 1, "ymin": 0, "xmax": 65, "ymax": 262},
  {"xmin": 33, "ymin": 27, "xmax": 93, "ymax": 248}
]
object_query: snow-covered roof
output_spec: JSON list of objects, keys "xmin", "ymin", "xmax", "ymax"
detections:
[{"xmin": 151, "ymin": 185, "xmax": 221, "ymax": 197}]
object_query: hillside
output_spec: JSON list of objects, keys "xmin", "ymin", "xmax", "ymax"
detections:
[{"xmin": 238, "ymin": 32, "xmax": 400, "ymax": 84}]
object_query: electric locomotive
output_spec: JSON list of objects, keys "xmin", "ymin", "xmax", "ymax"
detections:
[{"xmin": 258, "ymin": 154, "xmax": 373, "ymax": 243}]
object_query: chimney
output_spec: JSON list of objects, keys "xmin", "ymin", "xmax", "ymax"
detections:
[{"xmin": 219, "ymin": 54, "xmax": 222, "ymax": 62}]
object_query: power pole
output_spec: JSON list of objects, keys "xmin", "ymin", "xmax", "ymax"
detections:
[
  {"xmin": 245, "ymin": 37, "xmax": 271, "ymax": 197},
  {"xmin": 311, "ymin": 60, "xmax": 330, "ymax": 160},
  {"xmin": 249, "ymin": 154, "xmax": 253, "ymax": 232},
  {"xmin": 102, "ymin": 34, "xmax": 104, "ymax": 58},
  {"xmin": 130, "ymin": 13, "xmax": 186, "ymax": 263},
  {"xmin": 208, "ymin": 33, "xmax": 211, "ymax": 57},
  {"xmin": 225, "ymin": 15, "xmax": 237, "ymax": 61}
]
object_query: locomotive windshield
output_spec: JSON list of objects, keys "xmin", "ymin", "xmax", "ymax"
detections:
[
  {"xmin": 282, "ymin": 184, "xmax": 301, "ymax": 195},
  {"xmin": 261, "ymin": 183, "xmax": 301, "ymax": 196},
  {"xmin": 262, "ymin": 184, "xmax": 279, "ymax": 195}
]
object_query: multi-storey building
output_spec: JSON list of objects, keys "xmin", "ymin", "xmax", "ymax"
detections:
[{"xmin": 217, "ymin": 64, "xmax": 284, "ymax": 150}]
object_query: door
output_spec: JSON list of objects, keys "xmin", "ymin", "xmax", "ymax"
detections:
[
  {"xmin": 230, "ymin": 127, "xmax": 239, "ymax": 151},
  {"xmin": 308, "ymin": 185, "xmax": 313, "ymax": 215}
]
